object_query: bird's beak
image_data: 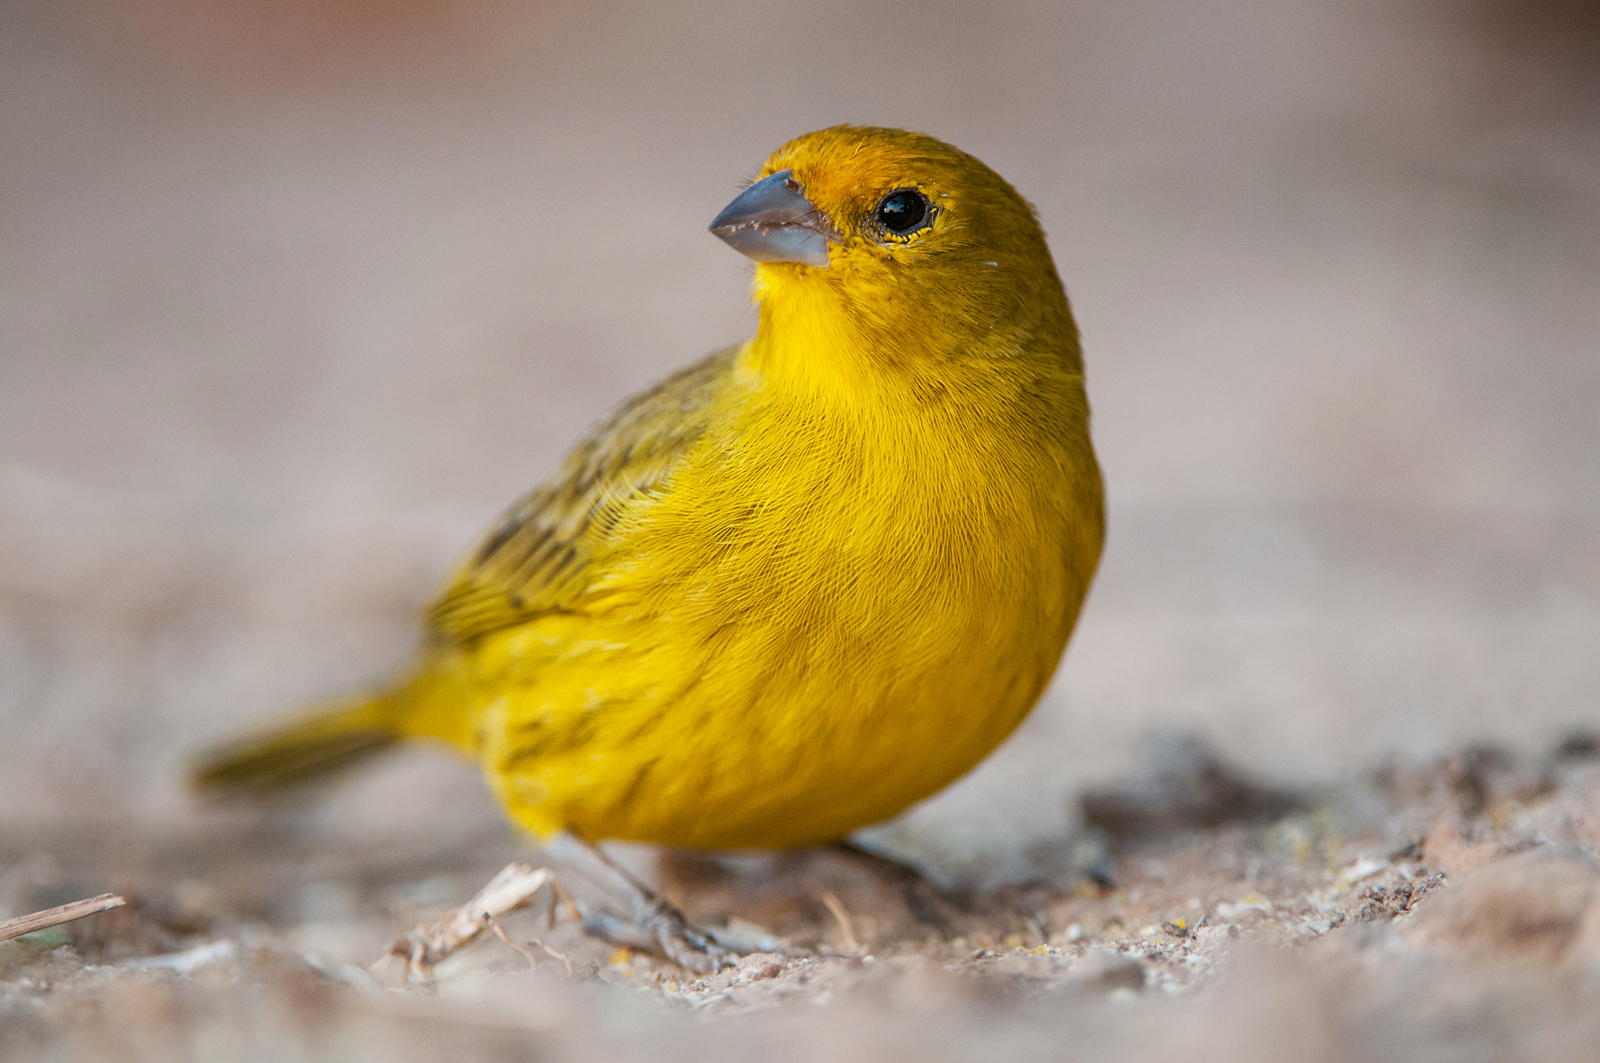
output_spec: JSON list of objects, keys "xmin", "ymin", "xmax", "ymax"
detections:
[{"xmin": 709, "ymin": 169, "xmax": 835, "ymax": 268}]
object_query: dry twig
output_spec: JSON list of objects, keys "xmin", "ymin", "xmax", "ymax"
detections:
[
  {"xmin": 487, "ymin": 916, "xmax": 574, "ymax": 975},
  {"xmin": 0, "ymin": 894, "xmax": 126, "ymax": 943},
  {"xmin": 374, "ymin": 863, "xmax": 565, "ymax": 982},
  {"xmin": 817, "ymin": 890, "xmax": 863, "ymax": 955}
]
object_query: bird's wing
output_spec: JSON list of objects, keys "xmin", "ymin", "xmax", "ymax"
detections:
[{"xmin": 427, "ymin": 346, "xmax": 737, "ymax": 645}]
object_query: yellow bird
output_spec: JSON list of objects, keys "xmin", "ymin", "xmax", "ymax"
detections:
[{"xmin": 194, "ymin": 125, "xmax": 1104, "ymax": 958}]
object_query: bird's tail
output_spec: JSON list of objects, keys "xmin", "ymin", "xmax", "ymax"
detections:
[{"xmin": 188, "ymin": 693, "xmax": 403, "ymax": 795}]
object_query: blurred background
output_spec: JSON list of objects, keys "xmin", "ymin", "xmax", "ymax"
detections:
[{"xmin": 2, "ymin": 0, "xmax": 1597, "ymax": 878}]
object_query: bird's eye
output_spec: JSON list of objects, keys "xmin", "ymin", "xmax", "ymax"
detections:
[{"xmin": 874, "ymin": 190, "xmax": 931, "ymax": 236}]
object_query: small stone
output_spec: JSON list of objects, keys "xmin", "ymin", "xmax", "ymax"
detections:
[
  {"xmin": 1334, "ymin": 857, "xmax": 1389, "ymax": 887},
  {"xmin": 737, "ymin": 952, "xmax": 786, "ymax": 981}
]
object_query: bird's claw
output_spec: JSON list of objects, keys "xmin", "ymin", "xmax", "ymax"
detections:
[
  {"xmin": 581, "ymin": 898, "xmax": 737, "ymax": 973},
  {"xmin": 645, "ymin": 900, "xmax": 738, "ymax": 973}
]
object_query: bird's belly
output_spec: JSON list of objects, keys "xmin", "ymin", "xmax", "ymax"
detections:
[{"xmin": 476, "ymin": 519, "xmax": 1083, "ymax": 849}]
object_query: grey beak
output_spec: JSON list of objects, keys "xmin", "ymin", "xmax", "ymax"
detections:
[{"xmin": 709, "ymin": 169, "xmax": 834, "ymax": 267}]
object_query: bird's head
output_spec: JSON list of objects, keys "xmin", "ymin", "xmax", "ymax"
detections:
[{"xmin": 710, "ymin": 126, "xmax": 1072, "ymax": 372}]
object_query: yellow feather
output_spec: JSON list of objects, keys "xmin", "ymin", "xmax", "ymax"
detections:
[{"xmin": 192, "ymin": 126, "xmax": 1104, "ymax": 851}]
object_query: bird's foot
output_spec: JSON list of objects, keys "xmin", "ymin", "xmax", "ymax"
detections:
[
  {"xmin": 581, "ymin": 894, "xmax": 738, "ymax": 973},
  {"xmin": 544, "ymin": 833, "xmax": 739, "ymax": 973}
]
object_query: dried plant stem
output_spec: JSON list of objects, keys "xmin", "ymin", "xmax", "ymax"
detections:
[
  {"xmin": 0, "ymin": 894, "xmax": 126, "ymax": 943},
  {"xmin": 817, "ymin": 890, "xmax": 862, "ymax": 955},
  {"xmin": 374, "ymin": 863, "xmax": 562, "ymax": 982},
  {"xmin": 487, "ymin": 916, "xmax": 574, "ymax": 975}
]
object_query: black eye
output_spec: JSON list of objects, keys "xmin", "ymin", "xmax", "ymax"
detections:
[{"xmin": 874, "ymin": 189, "xmax": 930, "ymax": 235}]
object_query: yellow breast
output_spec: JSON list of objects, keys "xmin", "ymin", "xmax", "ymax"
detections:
[{"xmin": 466, "ymin": 333, "xmax": 1102, "ymax": 849}]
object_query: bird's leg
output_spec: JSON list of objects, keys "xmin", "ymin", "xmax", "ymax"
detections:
[
  {"xmin": 546, "ymin": 834, "xmax": 738, "ymax": 974},
  {"xmin": 829, "ymin": 840, "xmax": 965, "ymax": 933}
]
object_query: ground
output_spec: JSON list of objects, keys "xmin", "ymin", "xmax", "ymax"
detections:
[{"xmin": 6, "ymin": 735, "xmax": 1600, "ymax": 1062}]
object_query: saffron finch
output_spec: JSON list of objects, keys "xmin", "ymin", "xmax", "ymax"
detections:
[{"xmin": 194, "ymin": 125, "xmax": 1104, "ymax": 863}]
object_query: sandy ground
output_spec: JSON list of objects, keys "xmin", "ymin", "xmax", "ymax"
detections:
[
  {"xmin": 3, "ymin": 0, "xmax": 1599, "ymax": 1057},
  {"xmin": 7, "ymin": 736, "xmax": 1600, "ymax": 1061}
]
